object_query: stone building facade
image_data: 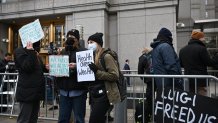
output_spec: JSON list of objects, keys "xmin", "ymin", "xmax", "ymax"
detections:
[{"xmin": 0, "ymin": 0, "xmax": 178, "ymax": 69}]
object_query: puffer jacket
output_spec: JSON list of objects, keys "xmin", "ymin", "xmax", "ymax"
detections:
[
  {"xmin": 91, "ymin": 48, "xmax": 121, "ymax": 104},
  {"xmin": 150, "ymin": 41, "xmax": 182, "ymax": 89}
]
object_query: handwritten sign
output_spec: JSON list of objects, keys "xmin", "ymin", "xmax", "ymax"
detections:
[
  {"xmin": 49, "ymin": 55, "xmax": 69, "ymax": 77},
  {"xmin": 19, "ymin": 19, "xmax": 44, "ymax": 47},
  {"xmin": 155, "ymin": 88, "xmax": 218, "ymax": 123},
  {"xmin": 76, "ymin": 50, "xmax": 95, "ymax": 82}
]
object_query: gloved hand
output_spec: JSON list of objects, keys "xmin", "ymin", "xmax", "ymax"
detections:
[{"xmin": 88, "ymin": 62, "xmax": 98, "ymax": 73}]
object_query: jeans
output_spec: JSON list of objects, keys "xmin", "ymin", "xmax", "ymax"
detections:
[{"xmin": 58, "ymin": 93, "xmax": 87, "ymax": 123}]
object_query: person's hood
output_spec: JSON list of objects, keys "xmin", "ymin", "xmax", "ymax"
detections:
[{"xmin": 150, "ymin": 40, "xmax": 161, "ymax": 48}]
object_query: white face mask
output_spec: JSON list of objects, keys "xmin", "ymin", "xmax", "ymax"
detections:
[{"xmin": 88, "ymin": 43, "xmax": 97, "ymax": 51}]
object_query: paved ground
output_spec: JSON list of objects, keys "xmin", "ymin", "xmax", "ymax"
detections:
[{"xmin": 0, "ymin": 85, "xmax": 141, "ymax": 123}]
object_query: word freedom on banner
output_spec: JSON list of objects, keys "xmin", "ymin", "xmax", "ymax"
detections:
[
  {"xmin": 155, "ymin": 88, "xmax": 218, "ymax": 123},
  {"xmin": 49, "ymin": 55, "xmax": 69, "ymax": 77},
  {"xmin": 19, "ymin": 19, "xmax": 44, "ymax": 47},
  {"xmin": 76, "ymin": 50, "xmax": 95, "ymax": 82}
]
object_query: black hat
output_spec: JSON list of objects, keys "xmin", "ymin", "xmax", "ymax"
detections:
[
  {"xmin": 88, "ymin": 33, "xmax": 103, "ymax": 47},
  {"xmin": 67, "ymin": 29, "xmax": 80, "ymax": 40},
  {"xmin": 158, "ymin": 28, "xmax": 172, "ymax": 38}
]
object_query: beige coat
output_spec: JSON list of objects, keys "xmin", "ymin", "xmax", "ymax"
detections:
[{"xmin": 95, "ymin": 49, "xmax": 121, "ymax": 104}]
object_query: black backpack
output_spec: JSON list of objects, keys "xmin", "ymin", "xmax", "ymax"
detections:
[
  {"xmin": 100, "ymin": 48, "xmax": 127, "ymax": 102},
  {"xmin": 142, "ymin": 51, "xmax": 153, "ymax": 74}
]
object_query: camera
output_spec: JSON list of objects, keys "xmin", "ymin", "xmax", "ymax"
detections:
[
  {"xmin": 48, "ymin": 42, "xmax": 58, "ymax": 55},
  {"xmin": 6, "ymin": 61, "xmax": 17, "ymax": 73}
]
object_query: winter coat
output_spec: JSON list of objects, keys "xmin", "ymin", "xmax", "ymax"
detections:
[
  {"xmin": 179, "ymin": 39, "xmax": 218, "ymax": 87},
  {"xmin": 56, "ymin": 48, "xmax": 87, "ymax": 91},
  {"xmin": 89, "ymin": 48, "xmax": 121, "ymax": 104},
  {"xmin": 150, "ymin": 41, "xmax": 182, "ymax": 89},
  {"xmin": 14, "ymin": 48, "xmax": 45, "ymax": 102},
  {"xmin": 179, "ymin": 39, "xmax": 218, "ymax": 75}
]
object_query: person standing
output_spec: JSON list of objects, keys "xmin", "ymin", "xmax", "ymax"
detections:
[
  {"xmin": 150, "ymin": 27, "xmax": 183, "ymax": 90},
  {"xmin": 123, "ymin": 59, "xmax": 130, "ymax": 86},
  {"xmin": 56, "ymin": 29, "xmax": 87, "ymax": 123},
  {"xmin": 14, "ymin": 41, "xmax": 45, "ymax": 123},
  {"xmin": 137, "ymin": 47, "xmax": 156, "ymax": 123},
  {"xmin": 0, "ymin": 53, "xmax": 13, "ymax": 112},
  {"xmin": 0, "ymin": 53, "xmax": 12, "ymax": 72},
  {"xmin": 87, "ymin": 32, "xmax": 121, "ymax": 123},
  {"xmin": 179, "ymin": 31, "xmax": 218, "ymax": 96}
]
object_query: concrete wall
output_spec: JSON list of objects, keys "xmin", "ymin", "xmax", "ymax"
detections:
[
  {"xmin": 108, "ymin": 14, "xmax": 118, "ymax": 52},
  {"xmin": 65, "ymin": 10, "xmax": 108, "ymax": 48},
  {"xmin": 118, "ymin": 6, "xmax": 177, "ymax": 69},
  {"xmin": 0, "ymin": 0, "xmax": 178, "ymax": 69}
]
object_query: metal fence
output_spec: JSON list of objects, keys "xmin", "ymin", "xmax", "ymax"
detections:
[
  {"xmin": 118, "ymin": 74, "xmax": 218, "ymax": 123},
  {"xmin": 0, "ymin": 72, "xmax": 218, "ymax": 123}
]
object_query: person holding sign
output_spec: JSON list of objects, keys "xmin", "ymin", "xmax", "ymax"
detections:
[
  {"xmin": 14, "ymin": 41, "xmax": 46, "ymax": 123},
  {"xmin": 55, "ymin": 29, "xmax": 87, "ymax": 123},
  {"xmin": 87, "ymin": 33, "xmax": 121, "ymax": 123}
]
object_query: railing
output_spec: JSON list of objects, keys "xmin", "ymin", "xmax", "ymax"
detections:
[
  {"xmin": 115, "ymin": 74, "xmax": 218, "ymax": 123},
  {"xmin": 0, "ymin": 73, "xmax": 218, "ymax": 123}
]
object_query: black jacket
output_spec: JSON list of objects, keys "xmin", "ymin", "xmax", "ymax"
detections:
[
  {"xmin": 179, "ymin": 39, "xmax": 218, "ymax": 75},
  {"xmin": 138, "ymin": 51, "xmax": 152, "ymax": 83},
  {"xmin": 56, "ymin": 47, "xmax": 87, "ymax": 91},
  {"xmin": 0, "ymin": 59, "xmax": 8, "ymax": 73},
  {"xmin": 14, "ymin": 48, "xmax": 45, "ymax": 102}
]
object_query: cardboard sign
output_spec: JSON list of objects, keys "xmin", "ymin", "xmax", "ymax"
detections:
[
  {"xmin": 19, "ymin": 19, "xmax": 44, "ymax": 47},
  {"xmin": 49, "ymin": 55, "xmax": 69, "ymax": 77},
  {"xmin": 76, "ymin": 50, "xmax": 95, "ymax": 82},
  {"xmin": 155, "ymin": 88, "xmax": 218, "ymax": 123}
]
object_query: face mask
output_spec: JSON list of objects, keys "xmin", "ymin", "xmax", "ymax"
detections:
[{"xmin": 88, "ymin": 43, "xmax": 97, "ymax": 51}]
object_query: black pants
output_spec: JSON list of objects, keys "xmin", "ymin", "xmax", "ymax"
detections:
[
  {"xmin": 144, "ymin": 81, "xmax": 156, "ymax": 122},
  {"xmin": 89, "ymin": 101, "xmax": 110, "ymax": 123},
  {"xmin": 17, "ymin": 101, "xmax": 40, "ymax": 123}
]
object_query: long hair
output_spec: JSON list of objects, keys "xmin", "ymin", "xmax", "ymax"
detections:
[{"xmin": 94, "ymin": 44, "xmax": 103, "ymax": 66}]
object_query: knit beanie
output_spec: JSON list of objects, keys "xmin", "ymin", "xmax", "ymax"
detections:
[
  {"xmin": 191, "ymin": 31, "xmax": 204, "ymax": 40},
  {"xmin": 67, "ymin": 29, "xmax": 80, "ymax": 40},
  {"xmin": 158, "ymin": 28, "xmax": 172, "ymax": 38},
  {"xmin": 88, "ymin": 33, "xmax": 103, "ymax": 47}
]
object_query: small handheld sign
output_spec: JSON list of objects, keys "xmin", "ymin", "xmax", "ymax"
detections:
[
  {"xmin": 49, "ymin": 55, "xmax": 69, "ymax": 77},
  {"xmin": 19, "ymin": 19, "xmax": 44, "ymax": 47},
  {"xmin": 76, "ymin": 50, "xmax": 95, "ymax": 82}
]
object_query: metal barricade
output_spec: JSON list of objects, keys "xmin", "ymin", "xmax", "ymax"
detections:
[
  {"xmin": 117, "ymin": 74, "xmax": 218, "ymax": 123},
  {"xmin": 1, "ymin": 72, "xmax": 218, "ymax": 123},
  {"xmin": 0, "ymin": 73, "xmax": 59, "ymax": 121}
]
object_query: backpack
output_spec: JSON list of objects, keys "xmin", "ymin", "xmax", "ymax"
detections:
[
  {"xmin": 100, "ymin": 48, "xmax": 127, "ymax": 102},
  {"xmin": 142, "ymin": 51, "xmax": 153, "ymax": 74}
]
